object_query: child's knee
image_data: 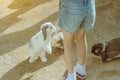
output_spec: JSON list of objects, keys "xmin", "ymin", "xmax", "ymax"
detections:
[
  {"xmin": 63, "ymin": 34, "xmax": 75, "ymax": 45},
  {"xmin": 76, "ymin": 30, "xmax": 86, "ymax": 42},
  {"xmin": 64, "ymin": 40, "xmax": 74, "ymax": 47}
]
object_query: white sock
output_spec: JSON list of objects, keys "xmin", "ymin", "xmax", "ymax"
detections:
[
  {"xmin": 66, "ymin": 72, "xmax": 76, "ymax": 80},
  {"xmin": 75, "ymin": 64, "xmax": 86, "ymax": 76}
]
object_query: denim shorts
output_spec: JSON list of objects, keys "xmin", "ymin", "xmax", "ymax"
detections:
[{"xmin": 58, "ymin": 0, "xmax": 96, "ymax": 34}]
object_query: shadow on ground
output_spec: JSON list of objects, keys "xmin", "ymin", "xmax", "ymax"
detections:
[
  {"xmin": 0, "ymin": 0, "xmax": 53, "ymax": 33},
  {"xmin": 0, "ymin": 47, "xmax": 63, "ymax": 80}
]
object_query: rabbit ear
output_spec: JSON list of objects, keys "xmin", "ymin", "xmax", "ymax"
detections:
[{"xmin": 42, "ymin": 26, "xmax": 48, "ymax": 40}]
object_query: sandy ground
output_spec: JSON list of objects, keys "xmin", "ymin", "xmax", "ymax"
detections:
[{"xmin": 0, "ymin": 0, "xmax": 120, "ymax": 80}]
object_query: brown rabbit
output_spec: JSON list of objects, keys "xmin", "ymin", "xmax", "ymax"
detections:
[{"xmin": 91, "ymin": 38, "xmax": 120, "ymax": 62}]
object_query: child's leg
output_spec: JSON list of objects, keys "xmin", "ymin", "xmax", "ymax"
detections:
[
  {"xmin": 62, "ymin": 30, "xmax": 76, "ymax": 80},
  {"xmin": 75, "ymin": 29, "xmax": 87, "ymax": 76}
]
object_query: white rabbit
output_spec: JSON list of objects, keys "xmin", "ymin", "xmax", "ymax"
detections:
[
  {"xmin": 29, "ymin": 22, "xmax": 56, "ymax": 63},
  {"xmin": 52, "ymin": 31, "xmax": 64, "ymax": 49}
]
